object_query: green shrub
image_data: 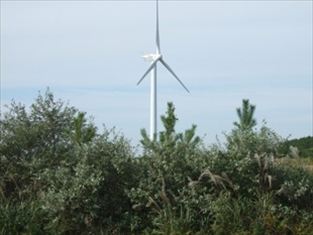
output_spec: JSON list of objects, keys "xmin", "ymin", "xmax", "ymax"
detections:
[
  {"xmin": 0, "ymin": 200, "xmax": 47, "ymax": 235},
  {"xmin": 273, "ymin": 164, "xmax": 313, "ymax": 210},
  {"xmin": 1, "ymin": 93, "xmax": 312, "ymax": 234}
]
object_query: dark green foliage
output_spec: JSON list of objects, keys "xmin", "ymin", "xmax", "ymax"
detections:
[
  {"xmin": 140, "ymin": 102, "xmax": 200, "ymax": 155},
  {"xmin": 1, "ymin": 90, "xmax": 78, "ymax": 202},
  {"xmin": 130, "ymin": 102, "xmax": 205, "ymax": 233},
  {"xmin": 0, "ymin": 201, "xmax": 47, "ymax": 235},
  {"xmin": 211, "ymin": 192, "xmax": 313, "ymax": 235},
  {"xmin": 234, "ymin": 99, "xmax": 257, "ymax": 130},
  {"xmin": 0, "ymin": 90, "xmax": 138, "ymax": 234},
  {"xmin": 273, "ymin": 164, "xmax": 313, "ymax": 210},
  {"xmin": 0, "ymin": 92, "xmax": 312, "ymax": 234},
  {"xmin": 131, "ymin": 102, "xmax": 313, "ymax": 234},
  {"xmin": 40, "ymin": 131, "xmax": 137, "ymax": 234},
  {"xmin": 278, "ymin": 136, "xmax": 313, "ymax": 157}
]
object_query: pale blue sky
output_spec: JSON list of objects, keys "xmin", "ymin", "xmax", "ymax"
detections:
[{"xmin": 1, "ymin": 1, "xmax": 312, "ymax": 144}]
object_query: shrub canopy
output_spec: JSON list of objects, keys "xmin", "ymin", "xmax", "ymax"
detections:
[{"xmin": 0, "ymin": 91, "xmax": 312, "ymax": 234}]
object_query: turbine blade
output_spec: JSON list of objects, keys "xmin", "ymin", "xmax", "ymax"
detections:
[
  {"xmin": 160, "ymin": 59, "xmax": 190, "ymax": 93},
  {"xmin": 137, "ymin": 59, "xmax": 159, "ymax": 85},
  {"xmin": 156, "ymin": 0, "xmax": 161, "ymax": 53}
]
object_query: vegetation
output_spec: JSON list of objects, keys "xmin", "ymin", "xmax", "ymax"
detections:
[
  {"xmin": 0, "ymin": 90, "xmax": 312, "ymax": 234},
  {"xmin": 233, "ymin": 99, "xmax": 257, "ymax": 130},
  {"xmin": 278, "ymin": 136, "xmax": 313, "ymax": 158}
]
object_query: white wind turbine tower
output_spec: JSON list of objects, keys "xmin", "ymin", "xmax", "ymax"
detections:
[{"xmin": 137, "ymin": 0, "xmax": 190, "ymax": 140}]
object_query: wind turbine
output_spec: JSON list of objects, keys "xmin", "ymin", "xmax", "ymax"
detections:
[{"xmin": 137, "ymin": 0, "xmax": 190, "ymax": 140}]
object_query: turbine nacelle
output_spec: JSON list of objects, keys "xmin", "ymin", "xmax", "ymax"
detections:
[{"xmin": 142, "ymin": 53, "xmax": 162, "ymax": 62}]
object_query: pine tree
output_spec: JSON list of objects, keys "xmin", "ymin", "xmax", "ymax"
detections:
[{"xmin": 233, "ymin": 99, "xmax": 257, "ymax": 130}]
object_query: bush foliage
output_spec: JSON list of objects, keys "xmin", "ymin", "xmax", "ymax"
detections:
[
  {"xmin": 278, "ymin": 136, "xmax": 313, "ymax": 158},
  {"xmin": 0, "ymin": 90, "xmax": 312, "ymax": 234}
]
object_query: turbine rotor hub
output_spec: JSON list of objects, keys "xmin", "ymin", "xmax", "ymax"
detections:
[{"xmin": 142, "ymin": 53, "xmax": 162, "ymax": 62}]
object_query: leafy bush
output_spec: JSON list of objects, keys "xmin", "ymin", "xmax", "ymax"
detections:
[
  {"xmin": 0, "ymin": 200, "xmax": 47, "ymax": 235},
  {"xmin": 1, "ymin": 92, "xmax": 312, "ymax": 234},
  {"xmin": 0, "ymin": 90, "xmax": 139, "ymax": 234}
]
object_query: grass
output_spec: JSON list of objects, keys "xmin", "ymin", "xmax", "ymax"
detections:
[{"xmin": 276, "ymin": 157, "xmax": 313, "ymax": 173}]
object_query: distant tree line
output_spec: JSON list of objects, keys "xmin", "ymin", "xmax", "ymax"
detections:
[{"xmin": 278, "ymin": 136, "xmax": 313, "ymax": 157}]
